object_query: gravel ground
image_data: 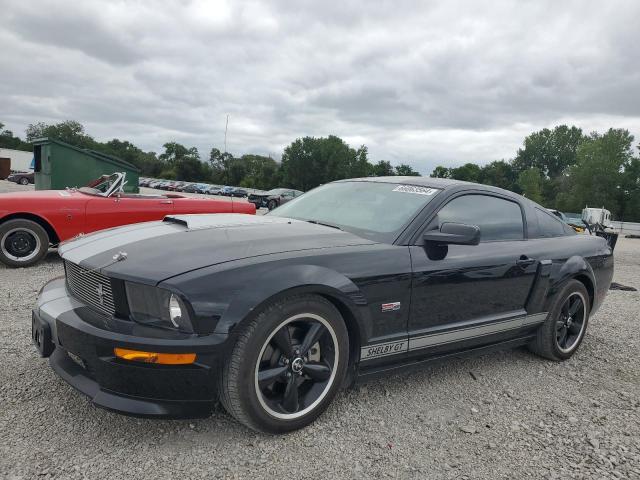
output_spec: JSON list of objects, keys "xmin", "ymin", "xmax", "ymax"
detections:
[{"xmin": 0, "ymin": 179, "xmax": 639, "ymax": 479}]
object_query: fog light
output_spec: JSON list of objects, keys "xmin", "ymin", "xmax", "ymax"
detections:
[{"xmin": 114, "ymin": 348, "xmax": 196, "ymax": 365}]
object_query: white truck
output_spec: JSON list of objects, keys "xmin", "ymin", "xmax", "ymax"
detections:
[{"xmin": 582, "ymin": 207, "xmax": 612, "ymax": 229}]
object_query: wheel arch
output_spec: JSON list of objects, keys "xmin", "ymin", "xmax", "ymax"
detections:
[
  {"xmin": 0, "ymin": 212, "xmax": 60, "ymax": 245},
  {"xmin": 546, "ymin": 256, "xmax": 596, "ymax": 313},
  {"xmin": 226, "ymin": 284, "xmax": 366, "ymax": 364},
  {"xmin": 199, "ymin": 264, "xmax": 369, "ymax": 369},
  {"xmin": 573, "ymin": 273, "xmax": 595, "ymax": 312}
]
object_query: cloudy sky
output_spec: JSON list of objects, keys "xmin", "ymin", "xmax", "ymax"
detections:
[{"xmin": 1, "ymin": 0, "xmax": 639, "ymax": 174}]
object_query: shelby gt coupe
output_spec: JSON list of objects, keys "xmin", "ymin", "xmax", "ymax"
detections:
[{"xmin": 32, "ymin": 177, "xmax": 614, "ymax": 433}]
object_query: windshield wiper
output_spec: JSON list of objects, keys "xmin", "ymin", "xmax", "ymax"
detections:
[{"xmin": 304, "ymin": 220, "xmax": 342, "ymax": 231}]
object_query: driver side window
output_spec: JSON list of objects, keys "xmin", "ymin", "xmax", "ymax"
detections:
[{"xmin": 429, "ymin": 194, "xmax": 524, "ymax": 242}]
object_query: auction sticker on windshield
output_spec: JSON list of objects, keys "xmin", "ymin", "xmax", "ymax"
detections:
[{"xmin": 392, "ymin": 185, "xmax": 439, "ymax": 196}]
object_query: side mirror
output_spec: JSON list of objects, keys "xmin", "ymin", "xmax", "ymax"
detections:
[{"xmin": 423, "ymin": 222, "xmax": 481, "ymax": 246}]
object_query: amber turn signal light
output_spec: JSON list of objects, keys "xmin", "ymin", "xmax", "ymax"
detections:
[{"xmin": 114, "ymin": 348, "xmax": 196, "ymax": 365}]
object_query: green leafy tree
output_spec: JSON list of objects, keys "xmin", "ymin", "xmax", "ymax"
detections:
[
  {"xmin": 209, "ymin": 147, "xmax": 234, "ymax": 183},
  {"xmin": 158, "ymin": 142, "xmax": 203, "ymax": 181},
  {"xmin": 431, "ymin": 166, "xmax": 451, "ymax": 178},
  {"xmin": 517, "ymin": 167, "xmax": 544, "ymax": 203},
  {"xmin": 559, "ymin": 129, "xmax": 634, "ymax": 217},
  {"xmin": 513, "ymin": 125, "xmax": 584, "ymax": 178},
  {"xmin": 348, "ymin": 145, "xmax": 372, "ymax": 178},
  {"xmin": 281, "ymin": 135, "xmax": 366, "ymax": 190},
  {"xmin": 0, "ymin": 122, "xmax": 31, "ymax": 151},
  {"xmin": 240, "ymin": 155, "xmax": 279, "ymax": 190},
  {"xmin": 479, "ymin": 160, "xmax": 517, "ymax": 190},
  {"xmin": 394, "ymin": 164, "xmax": 421, "ymax": 176},
  {"xmin": 371, "ymin": 160, "xmax": 395, "ymax": 177},
  {"xmin": 25, "ymin": 120, "xmax": 96, "ymax": 149},
  {"xmin": 620, "ymin": 155, "xmax": 640, "ymax": 221},
  {"xmin": 450, "ymin": 163, "xmax": 482, "ymax": 182}
]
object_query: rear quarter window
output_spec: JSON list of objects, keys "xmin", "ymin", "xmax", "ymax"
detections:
[{"xmin": 535, "ymin": 208, "xmax": 571, "ymax": 237}]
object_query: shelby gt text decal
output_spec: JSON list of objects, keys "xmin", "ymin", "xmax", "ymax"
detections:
[{"xmin": 360, "ymin": 340, "xmax": 408, "ymax": 360}]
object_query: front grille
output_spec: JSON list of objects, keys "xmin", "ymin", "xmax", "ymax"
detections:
[{"xmin": 65, "ymin": 261, "xmax": 116, "ymax": 316}]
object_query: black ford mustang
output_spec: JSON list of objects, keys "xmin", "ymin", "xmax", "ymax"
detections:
[{"xmin": 32, "ymin": 177, "xmax": 614, "ymax": 433}]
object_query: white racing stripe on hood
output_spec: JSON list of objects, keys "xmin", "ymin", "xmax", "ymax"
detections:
[
  {"xmin": 58, "ymin": 213, "xmax": 293, "ymax": 266},
  {"xmin": 59, "ymin": 222, "xmax": 185, "ymax": 265}
]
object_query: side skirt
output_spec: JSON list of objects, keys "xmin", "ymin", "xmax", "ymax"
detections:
[{"xmin": 354, "ymin": 335, "xmax": 536, "ymax": 383}]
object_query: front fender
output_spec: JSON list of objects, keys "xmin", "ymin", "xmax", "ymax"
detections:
[{"xmin": 163, "ymin": 262, "xmax": 369, "ymax": 340}]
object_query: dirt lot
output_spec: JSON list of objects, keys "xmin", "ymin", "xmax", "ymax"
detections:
[{"xmin": 0, "ymin": 179, "xmax": 639, "ymax": 479}]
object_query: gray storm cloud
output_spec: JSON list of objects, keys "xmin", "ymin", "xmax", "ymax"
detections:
[{"xmin": 1, "ymin": 0, "xmax": 639, "ymax": 174}]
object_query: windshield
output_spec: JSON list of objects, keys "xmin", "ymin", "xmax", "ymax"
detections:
[
  {"xmin": 268, "ymin": 181, "xmax": 441, "ymax": 242},
  {"xmin": 78, "ymin": 173, "xmax": 121, "ymax": 197}
]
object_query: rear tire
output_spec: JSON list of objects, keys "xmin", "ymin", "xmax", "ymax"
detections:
[
  {"xmin": 19, "ymin": 177, "xmax": 30, "ymax": 185},
  {"xmin": 220, "ymin": 294, "xmax": 349, "ymax": 433},
  {"xmin": 0, "ymin": 219, "xmax": 49, "ymax": 267},
  {"xmin": 528, "ymin": 280, "xmax": 590, "ymax": 361}
]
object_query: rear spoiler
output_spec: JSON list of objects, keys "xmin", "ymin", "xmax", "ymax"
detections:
[{"xmin": 583, "ymin": 221, "xmax": 618, "ymax": 250}]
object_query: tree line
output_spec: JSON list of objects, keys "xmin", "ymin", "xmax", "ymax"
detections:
[
  {"xmin": 0, "ymin": 121, "xmax": 418, "ymax": 191},
  {"xmin": 431, "ymin": 125, "xmax": 640, "ymax": 221},
  {"xmin": 1, "ymin": 120, "xmax": 638, "ymax": 221}
]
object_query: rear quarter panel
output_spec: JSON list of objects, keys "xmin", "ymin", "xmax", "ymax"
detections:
[{"xmin": 526, "ymin": 234, "xmax": 613, "ymax": 314}]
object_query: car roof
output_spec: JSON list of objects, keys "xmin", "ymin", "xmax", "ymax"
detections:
[
  {"xmin": 334, "ymin": 176, "xmax": 469, "ymax": 189},
  {"xmin": 334, "ymin": 176, "xmax": 532, "ymax": 205}
]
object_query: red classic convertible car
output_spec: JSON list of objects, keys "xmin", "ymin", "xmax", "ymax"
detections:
[{"xmin": 0, "ymin": 173, "xmax": 255, "ymax": 267}]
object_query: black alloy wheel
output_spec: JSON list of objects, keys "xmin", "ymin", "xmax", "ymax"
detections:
[
  {"xmin": 528, "ymin": 279, "xmax": 590, "ymax": 361},
  {"xmin": 255, "ymin": 314, "xmax": 337, "ymax": 418},
  {"xmin": 555, "ymin": 292, "xmax": 587, "ymax": 353},
  {"xmin": 220, "ymin": 294, "xmax": 349, "ymax": 433}
]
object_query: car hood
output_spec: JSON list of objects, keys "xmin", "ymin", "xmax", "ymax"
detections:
[{"xmin": 58, "ymin": 214, "xmax": 376, "ymax": 284}]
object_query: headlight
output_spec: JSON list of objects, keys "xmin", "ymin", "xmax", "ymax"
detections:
[
  {"xmin": 125, "ymin": 282, "xmax": 194, "ymax": 332},
  {"xmin": 169, "ymin": 294, "xmax": 185, "ymax": 328}
]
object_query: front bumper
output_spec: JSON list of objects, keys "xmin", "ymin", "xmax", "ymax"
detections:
[{"xmin": 33, "ymin": 278, "xmax": 230, "ymax": 418}]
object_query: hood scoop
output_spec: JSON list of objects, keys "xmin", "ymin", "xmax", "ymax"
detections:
[{"xmin": 162, "ymin": 213, "xmax": 292, "ymax": 231}]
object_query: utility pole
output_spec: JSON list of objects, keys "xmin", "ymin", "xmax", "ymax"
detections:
[
  {"xmin": 224, "ymin": 114, "xmax": 229, "ymax": 184},
  {"xmin": 224, "ymin": 114, "xmax": 229, "ymax": 154}
]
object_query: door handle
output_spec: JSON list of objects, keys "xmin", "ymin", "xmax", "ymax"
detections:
[
  {"xmin": 160, "ymin": 200, "xmax": 173, "ymax": 204},
  {"xmin": 516, "ymin": 255, "xmax": 536, "ymax": 267}
]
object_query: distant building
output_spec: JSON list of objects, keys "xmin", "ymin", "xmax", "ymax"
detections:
[{"xmin": 0, "ymin": 147, "xmax": 33, "ymax": 172}]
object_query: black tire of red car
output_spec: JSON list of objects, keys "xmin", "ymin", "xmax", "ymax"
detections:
[
  {"xmin": 528, "ymin": 279, "xmax": 590, "ymax": 361},
  {"xmin": 0, "ymin": 218, "xmax": 49, "ymax": 267},
  {"xmin": 219, "ymin": 294, "xmax": 349, "ymax": 434},
  {"xmin": 268, "ymin": 199, "xmax": 278, "ymax": 210},
  {"xmin": 19, "ymin": 177, "xmax": 30, "ymax": 185}
]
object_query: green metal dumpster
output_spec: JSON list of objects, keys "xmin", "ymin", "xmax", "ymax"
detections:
[{"xmin": 32, "ymin": 137, "xmax": 140, "ymax": 193}]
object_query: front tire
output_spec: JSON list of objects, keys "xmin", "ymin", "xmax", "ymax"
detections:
[
  {"xmin": 267, "ymin": 199, "xmax": 278, "ymax": 210},
  {"xmin": 0, "ymin": 219, "xmax": 50, "ymax": 267},
  {"xmin": 19, "ymin": 177, "xmax": 30, "ymax": 185},
  {"xmin": 220, "ymin": 294, "xmax": 349, "ymax": 433},
  {"xmin": 528, "ymin": 280, "xmax": 590, "ymax": 361}
]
